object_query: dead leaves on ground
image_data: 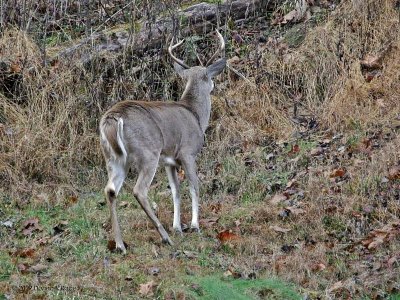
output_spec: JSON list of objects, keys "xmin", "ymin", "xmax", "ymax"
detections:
[
  {"xmin": 269, "ymin": 225, "xmax": 291, "ymax": 233},
  {"xmin": 360, "ymin": 221, "xmax": 400, "ymax": 250},
  {"xmin": 270, "ymin": 193, "xmax": 287, "ymax": 205},
  {"xmin": 268, "ymin": 175, "xmax": 306, "ymax": 220},
  {"xmin": 388, "ymin": 165, "xmax": 400, "ymax": 180},
  {"xmin": 21, "ymin": 217, "xmax": 42, "ymax": 236},
  {"xmin": 310, "ymin": 262, "xmax": 327, "ymax": 272},
  {"xmin": 360, "ymin": 54, "xmax": 383, "ymax": 70},
  {"xmin": 217, "ymin": 230, "xmax": 240, "ymax": 243},
  {"xmin": 360, "ymin": 45, "xmax": 392, "ymax": 82},
  {"xmin": 272, "ymin": 0, "xmax": 314, "ymax": 25},
  {"xmin": 13, "ymin": 248, "xmax": 35, "ymax": 258},
  {"xmin": 139, "ymin": 280, "xmax": 157, "ymax": 297},
  {"xmin": 199, "ymin": 217, "xmax": 219, "ymax": 228},
  {"xmin": 329, "ymin": 168, "xmax": 346, "ymax": 178}
]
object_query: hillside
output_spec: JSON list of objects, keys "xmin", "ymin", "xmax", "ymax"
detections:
[{"xmin": 0, "ymin": 0, "xmax": 399, "ymax": 299}]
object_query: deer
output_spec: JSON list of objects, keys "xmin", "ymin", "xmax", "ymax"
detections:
[{"xmin": 99, "ymin": 30, "xmax": 226, "ymax": 253}]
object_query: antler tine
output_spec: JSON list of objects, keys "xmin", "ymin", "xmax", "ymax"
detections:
[
  {"xmin": 206, "ymin": 30, "xmax": 225, "ymax": 67},
  {"xmin": 168, "ymin": 38, "xmax": 190, "ymax": 69}
]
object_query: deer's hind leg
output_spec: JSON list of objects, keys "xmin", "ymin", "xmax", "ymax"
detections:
[{"xmin": 104, "ymin": 160, "xmax": 128, "ymax": 253}]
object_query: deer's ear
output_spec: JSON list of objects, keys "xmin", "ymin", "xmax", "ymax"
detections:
[
  {"xmin": 207, "ymin": 58, "xmax": 226, "ymax": 78},
  {"xmin": 173, "ymin": 62, "xmax": 188, "ymax": 78}
]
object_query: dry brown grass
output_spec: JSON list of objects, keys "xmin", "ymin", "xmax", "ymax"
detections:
[
  {"xmin": 212, "ymin": 0, "xmax": 400, "ymax": 145},
  {"xmin": 0, "ymin": 29, "xmax": 105, "ymax": 201}
]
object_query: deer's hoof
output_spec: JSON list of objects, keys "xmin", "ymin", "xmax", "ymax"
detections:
[
  {"xmin": 189, "ymin": 227, "xmax": 201, "ymax": 234},
  {"xmin": 172, "ymin": 227, "xmax": 183, "ymax": 236},
  {"xmin": 108, "ymin": 240, "xmax": 128, "ymax": 254},
  {"xmin": 162, "ymin": 236, "xmax": 174, "ymax": 246}
]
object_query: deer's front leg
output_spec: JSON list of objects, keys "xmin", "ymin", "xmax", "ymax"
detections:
[
  {"xmin": 165, "ymin": 165, "xmax": 182, "ymax": 234},
  {"xmin": 133, "ymin": 154, "xmax": 173, "ymax": 245}
]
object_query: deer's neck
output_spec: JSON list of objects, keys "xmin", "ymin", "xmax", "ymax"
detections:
[{"xmin": 180, "ymin": 80, "xmax": 211, "ymax": 134}]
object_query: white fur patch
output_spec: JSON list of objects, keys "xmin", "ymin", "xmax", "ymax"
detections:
[{"xmin": 164, "ymin": 157, "xmax": 178, "ymax": 166}]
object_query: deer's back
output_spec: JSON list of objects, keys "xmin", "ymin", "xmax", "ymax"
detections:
[{"xmin": 103, "ymin": 100, "xmax": 204, "ymax": 158}]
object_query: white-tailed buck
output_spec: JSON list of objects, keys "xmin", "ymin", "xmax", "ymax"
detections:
[{"xmin": 100, "ymin": 30, "xmax": 226, "ymax": 253}]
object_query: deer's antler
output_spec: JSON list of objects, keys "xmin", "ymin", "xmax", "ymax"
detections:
[{"xmin": 206, "ymin": 30, "xmax": 225, "ymax": 67}]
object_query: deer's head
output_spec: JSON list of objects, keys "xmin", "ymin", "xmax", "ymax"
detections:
[{"xmin": 168, "ymin": 30, "xmax": 226, "ymax": 95}]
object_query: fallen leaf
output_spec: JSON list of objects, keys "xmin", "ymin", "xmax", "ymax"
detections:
[
  {"xmin": 214, "ymin": 162, "xmax": 222, "ymax": 175},
  {"xmin": 376, "ymin": 98, "xmax": 385, "ymax": 108},
  {"xmin": 360, "ymin": 54, "xmax": 382, "ymax": 70},
  {"xmin": 183, "ymin": 250, "xmax": 198, "ymax": 259},
  {"xmin": 388, "ymin": 165, "xmax": 400, "ymax": 180},
  {"xmin": 232, "ymin": 32, "xmax": 244, "ymax": 45},
  {"xmin": 29, "ymin": 263, "xmax": 48, "ymax": 273},
  {"xmin": 310, "ymin": 263, "xmax": 326, "ymax": 272},
  {"xmin": 68, "ymin": 195, "xmax": 78, "ymax": 204},
  {"xmin": 36, "ymin": 237, "xmax": 50, "ymax": 246},
  {"xmin": 223, "ymin": 268, "xmax": 242, "ymax": 279},
  {"xmin": 50, "ymin": 59, "xmax": 60, "ymax": 69},
  {"xmin": 282, "ymin": 9, "xmax": 298, "ymax": 24},
  {"xmin": 209, "ymin": 203, "xmax": 222, "ymax": 213},
  {"xmin": 14, "ymin": 248, "xmax": 35, "ymax": 258},
  {"xmin": 288, "ymin": 144, "xmax": 300, "ymax": 155},
  {"xmin": 119, "ymin": 201, "xmax": 129, "ymax": 208},
  {"xmin": 310, "ymin": 147, "xmax": 324, "ymax": 156},
  {"xmin": 286, "ymin": 178, "xmax": 298, "ymax": 189},
  {"xmin": 270, "ymin": 225, "xmax": 291, "ymax": 233},
  {"xmin": 285, "ymin": 206, "xmax": 306, "ymax": 215},
  {"xmin": 139, "ymin": 280, "xmax": 156, "ymax": 297},
  {"xmin": 217, "ymin": 230, "xmax": 239, "ymax": 243},
  {"xmin": 223, "ymin": 270, "xmax": 233, "ymax": 277},
  {"xmin": 360, "ymin": 221, "xmax": 400, "ymax": 249},
  {"xmin": 21, "ymin": 218, "xmax": 42, "ymax": 236},
  {"xmin": 328, "ymin": 280, "xmax": 344, "ymax": 292},
  {"xmin": 199, "ymin": 217, "xmax": 219, "ymax": 228},
  {"xmin": 10, "ymin": 61, "xmax": 21, "ymax": 73},
  {"xmin": 17, "ymin": 263, "xmax": 29, "ymax": 274},
  {"xmin": 329, "ymin": 168, "xmax": 346, "ymax": 178},
  {"xmin": 270, "ymin": 193, "xmax": 287, "ymax": 205},
  {"xmin": 283, "ymin": 189, "xmax": 297, "ymax": 197}
]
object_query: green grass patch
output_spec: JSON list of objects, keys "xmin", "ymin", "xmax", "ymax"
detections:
[
  {"xmin": 187, "ymin": 275, "xmax": 301, "ymax": 300},
  {"xmin": 0, "ymin": 251, "xmax": 14, "ymax": 282}
]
